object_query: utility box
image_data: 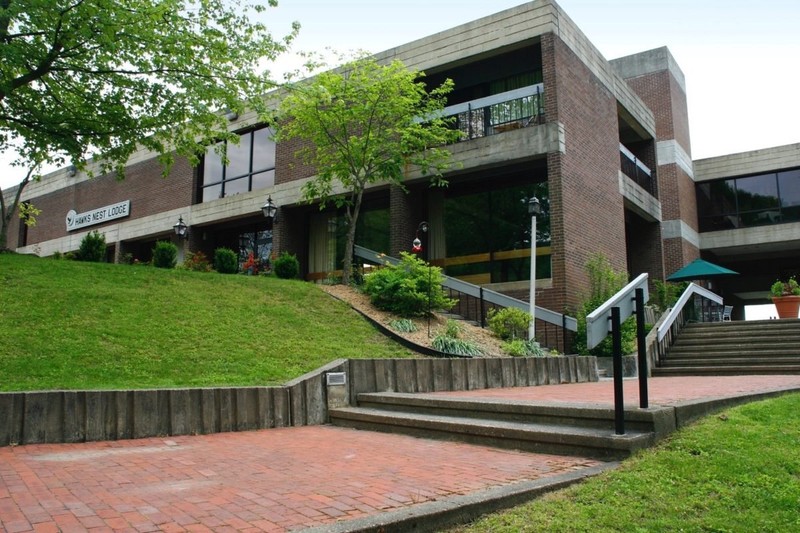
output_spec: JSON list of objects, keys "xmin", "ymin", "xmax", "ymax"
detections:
[{"xmin": 325, "ymin": 372, "xmax": 349, "ymax": 411}]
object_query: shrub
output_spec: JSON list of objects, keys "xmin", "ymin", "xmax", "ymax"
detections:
[
  {"xmin": 487, "ymin": 307, "xmax": 531, "ymax": 340},
  {"xmin": 273, "ymin": 252, "xmax": 300, "ymax": 279},
  {"xmin": 363, "ymin": 252, "xmax": 457, "ymax": 317},
  {"xmin": 77, "ymin": 231, "xmax": 106, "ymax": 262},
  {"xmin": 502, "ymin": 339, "xmax": 545, "ymax": 357},
  {"xmin": 431, "ymin": 335, "xmax": 483, "ymax": 356},
  {"xmin": 652, "ymin": 279, "xmax": 687, "ymax": 312},
  {"xmin": 183, "ymin": 251, "xmax": 212, "ymax": 272},
  {"xmin": 389, "ymin": 319, "xmax": 417, "ymax": 333},
  {"xmin": 213, "ymin": 247, "xmax": 238, "ymax": 274},
  {"xmin": 152, "ymin": 241, "xmax": 178, "ymax": 269},
  {"xmin": 573, "ymin": 254, "xmax": 637, "ymax": 356}
]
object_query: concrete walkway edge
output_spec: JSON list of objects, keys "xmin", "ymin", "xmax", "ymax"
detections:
[{"xmin": 301, "ymin": 462, "xmax": 619, "ymax": 533}]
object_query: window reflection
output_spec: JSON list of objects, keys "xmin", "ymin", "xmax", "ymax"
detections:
[
  {"xmin": 201, "ymin": 126, "xmax": 276, "ymax": 201},
  {"xmin": 697, "ymin": 167, "xmax": 800, "ymax": 231},
  {"xmin": 444, "ymin": 181, "xmax": 550, "ymax": 284}
]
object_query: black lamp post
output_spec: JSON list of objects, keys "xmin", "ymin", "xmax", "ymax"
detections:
[
  {"xmin": 413, "ymin": 221, "xmax": 432, "ymax": 336},
  {"xmin": 262, "ymin": 195, "xmax": 278, "ymax": 228},
  {"xmin": 173, "ymin": 216, "xmax": 188, "ymax": 239}
]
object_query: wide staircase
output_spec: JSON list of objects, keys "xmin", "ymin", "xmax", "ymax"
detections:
[
  {"xmin": 330, "ymin": 392, "xmax": 668, "ymax": 460},
  {"xmin": 654, "ymin": 319, "xmax": 800, "ymax": 376}
]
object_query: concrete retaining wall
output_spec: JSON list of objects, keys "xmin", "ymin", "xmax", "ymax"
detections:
[
  {"xmin": 0, "ymin": 356, "xmax": 598, "ymax": 446},
  {"xmin": 0, "ymin": 359, "xmax": 347, "ymax": 446},
  {"xmin": 349, "ymin": 356, "xmax": 598, "ymax": 397}
]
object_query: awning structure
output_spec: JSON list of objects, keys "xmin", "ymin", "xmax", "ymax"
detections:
[{"xmin": 666, "ymin": 258, "xmax": 738, "ymax": 282}]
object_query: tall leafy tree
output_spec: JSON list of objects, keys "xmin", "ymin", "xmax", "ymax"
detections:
[
  {"xmin": 0, "ymin": 0, "xmax": 298, "ymax": 250},
  {"xmin": 276, "ymin": 55, "xmax": 458, "ymax": 285}
]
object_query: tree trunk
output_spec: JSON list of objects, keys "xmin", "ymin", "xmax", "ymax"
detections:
[
  {"xmin": 341, "ymin": 186, "xmax": 365, "ymax": 286},
  {"xmin": 0, "ymin": 218, "xmax": 9, "ymax": 251}
]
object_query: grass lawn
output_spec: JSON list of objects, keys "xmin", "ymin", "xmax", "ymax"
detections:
[
  {"xmin": 0, "ymin": 253, "xmax": 415, "ymax": 391},
  {"xmin": 452, "ymin": 392, "xmax": 800, "ymax": 532}
]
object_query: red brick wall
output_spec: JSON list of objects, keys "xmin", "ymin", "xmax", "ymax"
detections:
[
  {"xmin": 542, "ymin": 33, "xmax": 628, "ymax": 311},
  {"xmin": 275, "ymin": 137, "xmax": 317, "ymax": 186},
  {"xmin": 625, "ymin": 67, "xmax": 697, "ymax": 274},
  {"xmin": 22, "ymin": 156, "xmax": 194, "ymax": 245}
]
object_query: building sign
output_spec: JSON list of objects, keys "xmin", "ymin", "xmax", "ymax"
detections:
[{"xmin": 66, "ymin": 200, "xmax": 131, "ymax": 232}]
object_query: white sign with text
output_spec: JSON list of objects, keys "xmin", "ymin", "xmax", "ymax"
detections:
[{"xmin": 66, "ymin": 200, "xmax": 131, "ymax": 232}]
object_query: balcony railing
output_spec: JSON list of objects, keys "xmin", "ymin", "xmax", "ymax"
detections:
[
  {"xmin": 440, "ymin": 84, "xmax": 544, "ymax": 142},
  {"xmin": 620, "ymin": 143, "xmax": 657, "ymax": 197}
]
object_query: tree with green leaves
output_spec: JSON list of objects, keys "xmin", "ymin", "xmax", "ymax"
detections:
[
  {"xmin": 275, "ymin": 55, "xmax": 459, "ymax": 285},
  {"xmin": 0, "ymin": 0, "xmax": 298, "ymax": 250}
]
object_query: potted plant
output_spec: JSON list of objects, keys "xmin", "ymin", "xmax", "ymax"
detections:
[{"xmin": 770, "ymin": 277, "xmax": 800, "ymax": 319}]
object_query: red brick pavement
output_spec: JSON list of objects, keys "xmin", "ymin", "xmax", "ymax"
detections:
[
  {"xmin": 0, "ymin": 426, "xmax": 601, "ymax": 532},
  {"xmin": 3, "ymin": 376, "xmax": 799, "ymax": 532},
  {"xmin": 434, "ymin": 375, "xmax": 800, "ymax": 406}
]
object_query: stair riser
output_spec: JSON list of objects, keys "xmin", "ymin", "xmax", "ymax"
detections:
[
  {"xmin": 356, "ymin": 401, "xmax": 655, "ymax": 433},
  {"xmin": 660, "ymin": 358, "xmax": 800, "ymax": 371},
  {"xmin": 330, "ymin": 415, "xmax": 647, "ymax": 460},
  {"xmin": 665, "ymin": 352, "xmax": 800, "ymax": 359},
  {"xmin": 653, "ymin": 368, "xmax": 800, "ymax": 376}
]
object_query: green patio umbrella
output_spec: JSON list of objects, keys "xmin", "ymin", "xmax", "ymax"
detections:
[{"xmin": 666, "ymin": 258, "xmax": 738, "ymax": 281}]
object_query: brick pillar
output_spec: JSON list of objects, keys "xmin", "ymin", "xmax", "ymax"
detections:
[{"xmin": 389, "ymin": 185, "xmax": 424, "ymax": 258}]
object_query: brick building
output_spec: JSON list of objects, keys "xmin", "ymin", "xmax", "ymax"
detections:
[{"xmin": 3, "ymin": 0, "xmax": 798, "ymax": 318}]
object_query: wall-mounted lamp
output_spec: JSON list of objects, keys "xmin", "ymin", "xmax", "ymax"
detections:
[
  {"xmin": 66, "ymin": 165, "xmax": 77, "ymax": 177},
  {"xmin": 261, "ymin": 195, "xmax": 278, "ymax": 227},
  {"xmin": 412, "ymin": 221, "xmax": 428, "ymax": 253},
  {"xmin": 173, "ymin": 216, "xmax": 188, "ymax": 239}
]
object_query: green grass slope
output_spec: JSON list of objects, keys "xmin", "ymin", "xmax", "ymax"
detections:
[
  {"xmin": 453, "ymin": 393, "xmax": 800, "ymax": 532},
  {"xmin": 0, "ymin": 253, "xmax": 414, "ymax": 391}
]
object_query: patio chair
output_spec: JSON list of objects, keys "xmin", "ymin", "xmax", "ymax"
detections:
[{"xmin": 721, "ymin": 305, "xmax": 733, "ymax": 321}]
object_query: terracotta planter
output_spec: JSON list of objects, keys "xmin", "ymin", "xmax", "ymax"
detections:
[{"xmin": 772, "ymin": 295, "xmax": 800, "ymax": 319}]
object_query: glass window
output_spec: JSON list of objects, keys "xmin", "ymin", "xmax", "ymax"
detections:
[
  {"xmin": 697, "ymin": 167, "xmax": 800, "ymax": 231},
  {"xmin": 201, "ymin": 126, "xmax": 276, "ymax": 202},
  {"xmin": 226, "ymin": 134, "xmax": 252, "ymax": 179},
  {"xmin": 203, "ymin": 143, "xmax": 224, "ymax": 185},
  {"xmin": 252, "ymin": 127, "xmax": 276, "ymax": 172},
  {"xmin": 779, "ymin": 169, "xmax": 800, "ymax": 222},
  {"xmin": 444, "ymin": 180, "xmax": 550, "ymax": 284}
]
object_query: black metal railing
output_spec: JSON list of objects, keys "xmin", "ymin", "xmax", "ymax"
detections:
[
  {"xmin": 619, "ymin": 143, "xmax": 657, "ymax": 198},
  {"xmin": 354, "ymin": 245, "xmax": 577, "ymax": 353},
  {"xmin": 441, "ymin": 84, "xmax": 545, "ymax": 142}
]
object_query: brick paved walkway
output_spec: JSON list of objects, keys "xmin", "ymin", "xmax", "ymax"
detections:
[
  {"xmin": 434, "ymin": 375, "xmax": 800, "ymax": 406},
  {"xmin": 0, "ymin": 426, "xmax": 600, "ymax": 532},
  {"xmin": 2, "ymin": 375, "xmax": 799, "ymax": 532}
]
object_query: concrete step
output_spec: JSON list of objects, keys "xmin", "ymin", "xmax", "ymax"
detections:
[
  {"xmin": 330, "ymin": 406, "xmax": 654, "ymax": 460},
  {"xmin": 658, "ymin": 320, "xmax": 800, "ymax": 376},
  {"xmin": 329, "ymin": 392, "xmax": 668, "ymax": 460},
  {"xmin": 659, "ymin": 357, "xmax": 800, "ymax": 367},
  {"xmin": 653, "ymin": 365, "xmax": 800, "ymax": 376},
  {"xmin": 355, "ymin": 392, "xmax": 658, "ymax": 432},
  {"xmin": 666, "ymin": 348, "xmax": 800, "ymax": 358}
]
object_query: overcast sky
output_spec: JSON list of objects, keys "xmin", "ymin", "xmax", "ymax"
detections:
[{"xmin": 2, "ymin": 0, "xmax": 798, "ymax": 190}]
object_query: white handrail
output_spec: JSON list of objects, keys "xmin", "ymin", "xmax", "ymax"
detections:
[
  {"xmin": 657, "ymin": 283, "xmax": 723, "ymax": 342},
  {"xmin": 585, "ymin": 273, "xmax": 649, "ymax": 350}
]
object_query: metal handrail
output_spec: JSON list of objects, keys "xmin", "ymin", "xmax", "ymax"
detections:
[
  {"xmin": 657, "ymin": 283, "xmax": 723, "ymax": 342},
  {"xmin": 354, "ymin": 245, "xmax": 577, "ymax": 332}
]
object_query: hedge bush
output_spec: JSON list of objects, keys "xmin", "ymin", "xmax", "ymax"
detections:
[
  {"xmin": 77, "ymin": 231, "xmax": 106, "ymax": 262},
  {"xmin": 363, "ymin": 252, "xmax": 456, "ymax": 317},
  {"xmin": 487, "ymin": 307, "xmax": 531, "ymax": 340},
  {"xmin": 273, "ymin": 252, "xmax": 300, "ymax": 279},
  {"xmin": 152, "ymin": 241, "xmax": 178, "ymax": 269},
  {"xmin": 213, "ymin": 247, "xmax": 238, "ymax": 274}
]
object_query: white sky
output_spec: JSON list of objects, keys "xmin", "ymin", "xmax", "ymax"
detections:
[{"xmin": 2, "ymin": 0, "xmax": 799, "ymax": 190}]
